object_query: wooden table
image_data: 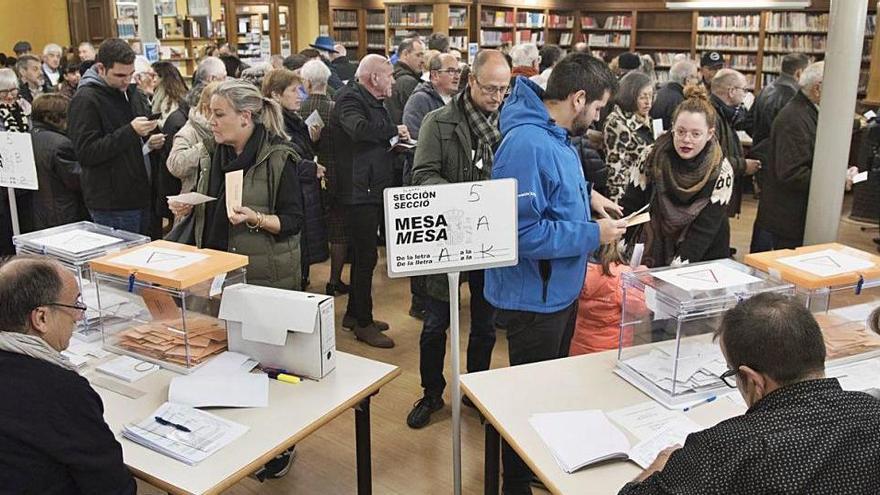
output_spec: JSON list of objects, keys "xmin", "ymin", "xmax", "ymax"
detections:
[
  {"xmin": 460, "ymin": 350, "xmax": 743, "ymax": 495},
  {"xmin": 87, "ymin": 352, "xmax": 400, "ymax": 495}
]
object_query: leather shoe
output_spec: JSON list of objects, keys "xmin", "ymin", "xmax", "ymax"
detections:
[
  {"xmin": 343, "ymin": 314, "xmax": 389, "ymax": 331},
  {"xmin": 354, "ymin": 323, "xmax": 395, "ymax": 348},
  {"xmin": 326, "ymin": 281, "xmax": 350, "ymax": 295},
  {"xmin": 407, "ymin": 395, "xmax": 444, "ymax": 429}
]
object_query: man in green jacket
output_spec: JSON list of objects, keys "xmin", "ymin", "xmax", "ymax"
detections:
[{"xmin": 406, "ymin": 49, "xmax": 510, "ymax": 429}]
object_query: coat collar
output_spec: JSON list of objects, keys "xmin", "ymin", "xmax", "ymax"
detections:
[{"xmin": 611, "ymin": 105, "xmax": 651, "ymax": 134}]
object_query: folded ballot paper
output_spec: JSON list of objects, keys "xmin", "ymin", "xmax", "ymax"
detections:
[
  {"xmin": 123, "ymin": 402, "xmax": 248, "ymax": 465},
  {"xmin": 529, "ymin": 409, "xmax": 701, "ymax": 473}
]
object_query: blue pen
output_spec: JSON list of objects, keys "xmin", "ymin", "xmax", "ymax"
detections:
[{"xmin": 683, "ymin": 395, "xmax": 716, "ymax": 412}]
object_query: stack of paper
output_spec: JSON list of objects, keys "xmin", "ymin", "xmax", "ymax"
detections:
[
  {"xmin": 122, "ymin": 402, "xmax": 249, "ymax": 465},
  {"xmin": 168, "ymin": 352, "xmax": 267, "ymax": 408},
  {"xmin": 62, "ymin": 340, "xmax": 111, "ymax": 368},
  {"xmin": 621, "ymin": 342, "xmax": 726, "ymax": 394}
]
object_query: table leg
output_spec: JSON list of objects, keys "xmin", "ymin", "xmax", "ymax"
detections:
[
  {"xmin": 355, "ymin": 396, "xmax": 372, "ymax": 495},
  {"xmin": 485, "ymin": 422, "xmax": 500, "ymax": 495}
]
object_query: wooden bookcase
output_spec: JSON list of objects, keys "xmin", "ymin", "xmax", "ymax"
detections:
[{"xmin": 579, "ymin": 10, "xmax": 634, "ymax": 62}]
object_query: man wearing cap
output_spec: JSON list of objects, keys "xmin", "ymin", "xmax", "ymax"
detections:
[
  {"xmin": 700, "ymin": 51, "xmax": 724, "ymax": 90},
  {"xmin": 617, "ymin": 52, "xmax": 641, "ymax": 79},
  {"xmin": 308, "ymin": 36, "xmax": 344, "ymax": 90}
]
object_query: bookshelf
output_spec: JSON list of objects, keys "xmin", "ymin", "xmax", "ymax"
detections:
[
  {"xmin": 331, "ymin": 7, "xmax": 360, "ymax": 54},
  {"xmin": 477, "ymin": 4, "xmax": 515, "ymax": 48},
  {"xmin": 546, "ymin": 10, "xmax": 576, "ymax": 48},
  {"xmin": 365, "ymin": 8, "xmax": 387, "ymax": 55},
  {"xmin": 579, "ymin": 10, "xmax": 634, "ymax": 61},
  {"xmin": 446, "ymin": 3, "xmax": 471, "ymax": 56}
]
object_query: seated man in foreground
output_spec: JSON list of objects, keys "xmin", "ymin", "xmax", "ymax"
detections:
[
  {"xmin": 0, "ymin": 256, "xmax": 135, "ymax": 494},
  {"xmin": 619, "ymin": 292, "xmax": 880, "ymax": 495}
]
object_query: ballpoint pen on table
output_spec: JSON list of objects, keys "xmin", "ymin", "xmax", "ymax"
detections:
[
  {"xmin": 683, "ymin": 395, "xmax": 717, "ymax": 412},
  {"xmin": 155, "ymin": 416, "xmax": 192, "ymax": 432}
]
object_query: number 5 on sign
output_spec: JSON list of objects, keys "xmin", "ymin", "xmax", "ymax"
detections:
[{"xmin": 383, "ymin": 178, "xmax": 518, "ymax": 278}]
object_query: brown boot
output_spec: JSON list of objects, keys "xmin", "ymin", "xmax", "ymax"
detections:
[{"xmin": 354, "ymin": 323, "xmax": 395, "ymax": 348}]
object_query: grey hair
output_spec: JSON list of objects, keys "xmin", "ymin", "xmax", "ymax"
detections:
[
  {"xmin": 799, "ymin": 61, "xmax": 824, "ymax": 90},
  {"xmin": 240, "ymin": 62, "xmax": 272, "ymax": 88},
  {"xmin": 213, "ymin": 79, "xmax": 289, "ymax": 140},
  {"xmin": 429, "ymin": 53, "xmax": 456, "ymax": 72},
  {"xmin": 711, "ymin": 68, "xmax": 746, "ymax": 95},
  {"xmin": 301, "ymin": 59, "xmax": 331, "ymax": 86},
  {"xmin": 669, "ymin": 60, "xmax": 698, "ymax": 85},
  {"xmin": 196, "ymin": 56, "xmax": 227, "ymax": 82},
  {"xmin": 43, "ymin": 43, "xmax": 63, "ymax": 56},
  {"xmin": 0, "ymin": 256, "xmax": 65, "ymax": 333},
  {"xmin": 0, "ymin": 68, "xmax": 19, "ymax": 91},
  {"xmin": 398, "ymin": 38, "xmax": 423, "ymax": 57},
  {"xmin": 510, "ymin": 43, "xmax": 539, "ymax": 68}
]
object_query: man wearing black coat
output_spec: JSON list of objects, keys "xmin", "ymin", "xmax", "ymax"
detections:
[
  {"xmin": 330, "ymin": 55, "xmax": 409, "ymax": 349},
  {"xmin": 710, "ymin": 69, "xmax": 761, "ymax": 218},
  {"xmin": 0, "ymin": 257, "xmax": 136, "ymax": 495},
  {"xmin": 747, "ymin": 53, "xmax": 809, "ymax": 164},
  {"xmin": 650, "ymin": 59, "xmax": 698, "ymax": 131},
  {"xmin": 386, "ymin": 37, "xmax": 426, "ymax": 126},
  {"xmin": 752, "ymin": 62, "xmax": 823, "ymax": 252},
  {"xmin": 330, "ymin": 44, "xmax": 358, "ymax": 82},
  {"xmin": 68, "ymin": 38, "xmax": 165, "ymax": 235}
]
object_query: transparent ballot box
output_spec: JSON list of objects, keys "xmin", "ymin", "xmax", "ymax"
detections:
[
  {"xmin": 744, "ymin": 243, "xmax": 880, "ymax": 365},
  {"xmin": 616, "ymin": 259, "xmax": 795, "ymax": 408},
  {"xmin": 13, "ymin": 221, "xmax": 150, "ymax": 342},
  {"xmin": 89, "ymin": 240, "xmax": 248, "ymax": 373}
]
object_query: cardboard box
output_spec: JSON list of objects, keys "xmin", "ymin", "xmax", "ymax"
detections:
[{"xmin": 220, "ymin": 284, "xmax": 336, "ymax": 380}]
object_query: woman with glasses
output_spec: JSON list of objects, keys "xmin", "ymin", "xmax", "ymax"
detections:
[
  {"xmin": 603, "ymin": 71, "xmax": 656, "ymax": 202},
  {"xmin": 0, "ymin": 68, "xmax": 29, "ymax": 132},
  {"xmin": 620, "ymin": 84, "xmax": 733, "ymax": 268}
]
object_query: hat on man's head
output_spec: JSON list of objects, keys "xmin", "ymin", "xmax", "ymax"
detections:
[
  {"xmin": 309, "ymin": 36, "xmax": 338, "ymax": 54},
  {"xmin": 701, "ymin": 51, "xmax": 724, "ymax": 69},
  {"xmin": 13, "ymin": 41, "xmax": 31, "ymax": 55},
  {"xmin": 618, "ymin": 52, "xmax": 641, "ymax": 71}
]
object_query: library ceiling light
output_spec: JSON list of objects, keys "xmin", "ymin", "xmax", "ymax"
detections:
[{"xmin": 666, "ymin": 1, "xmax": 810, "ymax": 9}]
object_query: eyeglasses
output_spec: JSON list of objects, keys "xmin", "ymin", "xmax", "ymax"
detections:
[
  {"xmin": 720, "ymin": 368, "xmax": 739, "ymax": 388},
  {"xmin": 730, "ymin": 86, "xmax": 747, "ymax": 93},
  {"xmin": 473, "ymin": 79, "xmax": 509, "ymax": 97},
  {"xmin": 673, "ymin": 128, "xmax": 706, "ymax": 140},
  {"xmin": 0, "ymin": 88, "xmax": 19, "ymax": 99},
  {"xmin": 436, "ymin": 68, "xmax": 462, "ymax": 75},
  {"xmin": 40, "ymin": 296, "xmax": 88, "ymax": 314}
]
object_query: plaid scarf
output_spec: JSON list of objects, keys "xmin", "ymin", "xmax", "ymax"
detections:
[{"xmin": 461, "ymin": 90, "xmax": 501, "ymax": 177}]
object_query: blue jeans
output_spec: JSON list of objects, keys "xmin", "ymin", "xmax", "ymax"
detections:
[
  {"xmin": 419, "ymin": 270, "xmax": 496, "ymax": 397},
  {"xmin": 89, "ymin": 208, "xmax": 150, "ymax": 235}
]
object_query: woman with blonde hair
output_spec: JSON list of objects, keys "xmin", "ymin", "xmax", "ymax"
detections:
[
  {"xmin": 169, "ymin": 80, "xmax": 304, "ymax": 289},
  {"xmin": 166, "ymin": 81, "xmax": 220, "ymax": 195}
]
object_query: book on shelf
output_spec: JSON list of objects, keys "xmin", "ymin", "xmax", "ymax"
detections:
[
  {"xmin": 516, "ymin": 29, "xmax": 545, "ymax": 45},
  {"xmin": 482, "ymin": 10, "xmax": 515, "ymax": 28},
  {"xmin": 588, "ymin": 33, "xmax": 630, "ymax": 49},
  {"xmin": 366, "ymin": 11, "xmax": 384, "ymax": 27},
  {"xmin": 767, "ymin": 12, "xmax": 828, "ymax": 32},
  {"xmin": 559, "ymin": 32, "xmax": 573, "ymax": 47},
  {"xmin": 388, "ymin": 6, "xmax": 432, "ymax": 27},
  {"xmin": 696, "ymin": 34, "xmax": 759, "ymax": 50},
  {"xmin": 652, "ymin": 52, "xmax": 688, "ymax": 67},
  {"xmin": 698, "ymin": 14, "xmax": 759, "ymax": 31},
  {"xmin": 450, "ymin": 7, "xmax": 468, "ymax": 29},
  {"xmin": 450, "ymin": 36, "xmax": 467, "ymax": 50},
  {"xmin": 367, "ymin": 31, "xmax": 385, "ymax": 49},
  {"xmin": 548, "ymin": 14, "xmax": 574, "ymax": 29},
  {"xmin": 516, "ymin": 12, "xmax": 545, "ymax": 29},
  {"xmin": 332, "ymin": 10, "xmax": 357, "ymax": 27},
  {"xmin": 334, "ymin": 29, "xmax": 358, "ymax": 43},
  {"xmin": 480, "ymin": 29, "xmax": 514, "ymax": 47},
  {"xmin": 581, "ymin": 16, "xmax": 598, "ymax": 29},
  {"xmin": 764, "ymin": 34, "xmax": 826, "ymax": 53},
  {"xmin": 867, "ymin": 16, "xmax": 876, "ymax": 37},
  {"xmin": 605, "ymin": 15, "xmax": 632, "ymax": 30}
]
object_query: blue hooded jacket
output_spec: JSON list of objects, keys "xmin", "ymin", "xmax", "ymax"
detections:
[{"xmin": 484, "ymin": 77, "xmax": 600, "ymax": 313}]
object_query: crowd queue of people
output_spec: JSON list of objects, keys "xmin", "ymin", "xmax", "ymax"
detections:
[{"xmin": 2, "ymin": 32, "xmax": 880, "ymax": 495}]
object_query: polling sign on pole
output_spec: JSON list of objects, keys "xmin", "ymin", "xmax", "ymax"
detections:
[
  {"xmin": 384, "ymin": 178, "xmax": 518, "ymax": 495},
  {"xmin": 0, "ymin": 132, "xmax": 39, "ymax": 236}
]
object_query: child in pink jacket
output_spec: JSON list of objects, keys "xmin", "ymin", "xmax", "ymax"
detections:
[{"xmin": 570, "ymin": 243, "xmax": 643, "ymax": 355}]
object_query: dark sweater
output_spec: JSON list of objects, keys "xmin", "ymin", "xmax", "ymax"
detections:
[{"xmin": 0, "ymin": 350, "xmax": 135, "ymax": 495}]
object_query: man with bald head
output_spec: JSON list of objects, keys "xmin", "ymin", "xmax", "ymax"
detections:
[
  {"xmin": 406, "ymin": 50, "xmax": 510, "ymax": 428},
  {"xmin": 0, "ymin": 256, "xmax": 135, "ymax": 494},
  {"xmin": 330, "ymin": 55, "xmax": 410, "ymax": 348},
  {"xmin": 710, "ymin": 68, "xmax": 761, "ymax": 217}
]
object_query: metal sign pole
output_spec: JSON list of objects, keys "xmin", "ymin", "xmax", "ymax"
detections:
[
  {"xmin": 7, "ymin": 187, "xmax": 19, "ymax": 236},
  {"xmin": 447, "ymin": 271, "xmax": 462, "ymax": 495}
]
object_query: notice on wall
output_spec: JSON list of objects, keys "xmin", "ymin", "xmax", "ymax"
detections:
[
  {"xmin": 0, "ymin": 132, "xmax": 38, "ymax": 190},
  {"xmin": 384, "ymin": 179, "xmax": 518, "ymax": 278}
]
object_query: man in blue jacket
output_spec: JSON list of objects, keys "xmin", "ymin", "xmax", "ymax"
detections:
[{"xmin": 485, "ymin": 53, "xmax": 627, "ymax": 494}]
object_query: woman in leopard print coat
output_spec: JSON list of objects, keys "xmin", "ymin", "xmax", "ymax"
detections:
[{"xmin": 603, "ymin": 71, "xmax": 656, "ymax": 202}]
